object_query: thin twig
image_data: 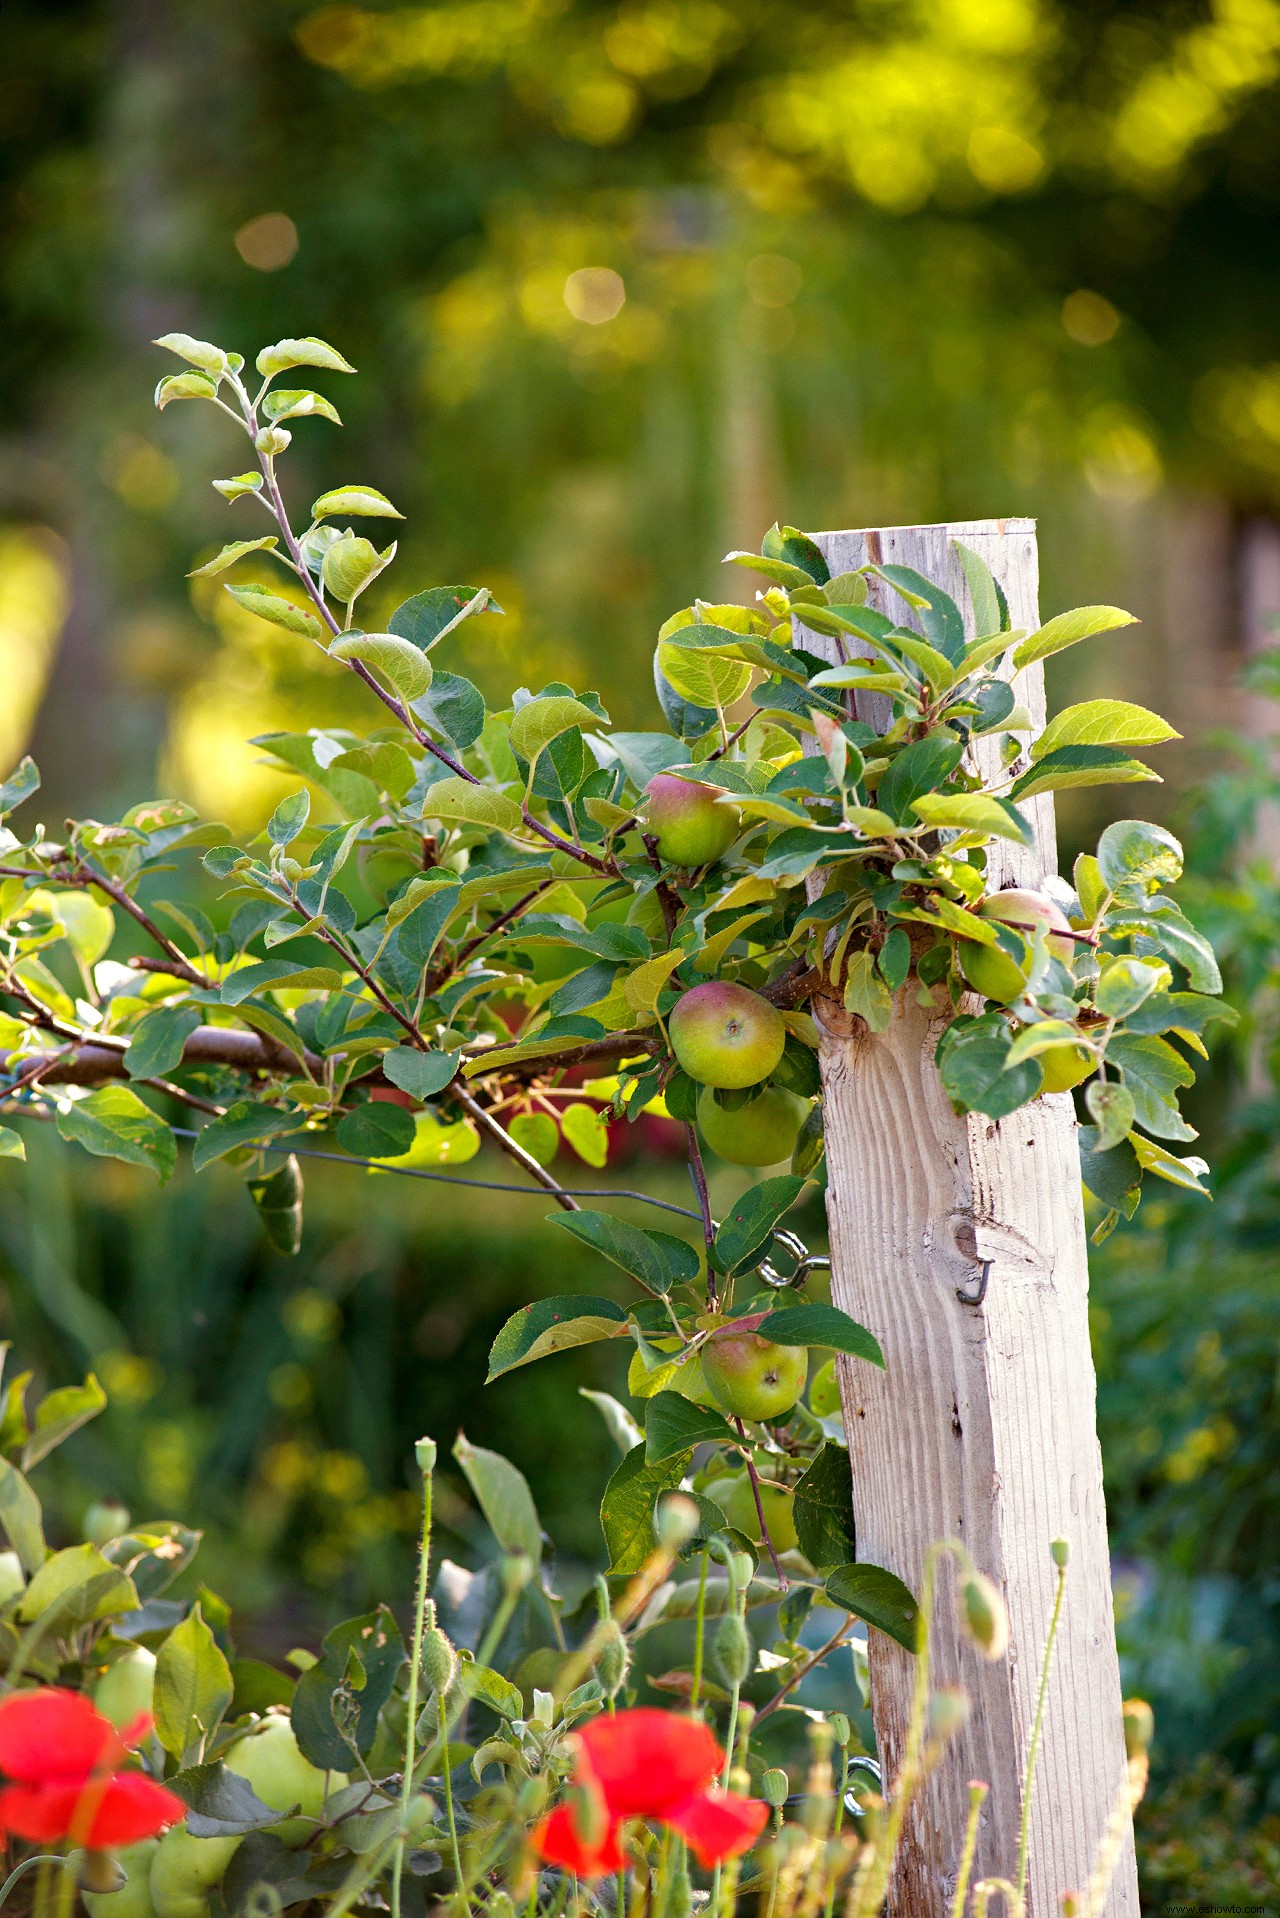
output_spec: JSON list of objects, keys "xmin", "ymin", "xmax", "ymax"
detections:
[
  {"xmin": 753, "ymin": 1617, "xmax": 852, "ymax": 1724},
  {"xmin": 733, "ymin": 1416, "xmax": 788, "ymax": 1589},
  {"xmin": 453, "ymin": 1085, "xmax": 580, "ymax": 1212}
]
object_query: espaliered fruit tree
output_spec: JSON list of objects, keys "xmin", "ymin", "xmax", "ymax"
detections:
[{"xmin": 0, "ymin": 336, "xmax": 1229, "ymax": 1915}]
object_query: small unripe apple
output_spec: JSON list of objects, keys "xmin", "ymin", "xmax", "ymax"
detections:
[
  {"xmin": 957, "ymin": 937, "xmax": 1029, "ymax": 1005},
  {"xmin": 83, "ymin": 1500, "xmax": 131, "ymax": 1547},
  {"xmin": 702, "ymin": 1332, "xmax": 807, "ymax": 1422},
  {"xmin": 697, "ymin": 1086, "xmax": 808, "ymax": 1166},
  {"xmin": 669, "ymin": 983, "xmax": 786, "ymax": 1089},
  {"xmin": 225, "ymin": 1714, "xmax": 346, "ymax": 1847},
  {"xmin": 808, "ymin": 1358, "xmax": 841, "ymax": 1418},
  {"xmin": 149, "ymin": 1827, "xmax": 241, "ymax": 1918},
  {"xmin": 977, "ymin": 889, "xmax": 1075, "ymax": 964},
  {"xmin": 1038, "ymin": 1043, "xmax": 1093, "ymax": 1094},
  {"xmin": 644, "ymin": 772, "xmax": 740, "ymax": 867},
  {"xmin": 94, "ymin": 1645, "xmax": 157, "ymax": 1731},
  {"xmin": 708, "ymin": 1472, "xmax": 799, "ymax": 1552},
  {"xmin": 84, "ymin": 1840, "xmax": 159, "ymax": 1918}
]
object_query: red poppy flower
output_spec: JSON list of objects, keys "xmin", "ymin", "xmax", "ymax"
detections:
[
  {"xmin": 534, "ymin": 1709, "xmax": 767, "ymax": 1877},
  {"xmin": 0, "ymin": 1689, "xmax": 183, "ymax": 1849}
]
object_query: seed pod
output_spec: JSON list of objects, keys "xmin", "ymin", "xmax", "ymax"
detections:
[
  {"xmin": 828, "ymin": 1712, "xmax": 851, "ymax": 1749},
  {"xmin": 246, "ymin": 1156, "xmax": 303, "ymax": 1257},
  {"xmin": 1050, "ymin": 1536, "xmax": 1071, "ymax": 1570},
  {"xmin": 761, "ymin": 1767, "xmax": 789, "ymax": 1809},
  {"xmin": 595, "ymin": 1618, "xmax": 631, "ymax": 1699},
  {"xmin": 420, "ymin": 1617, "xmax": 457, "ymax": 1695},
  {"xmin": 713, "ymin": 1612, "xmax": 751, "ymax": 1688},
  {"xmin": 960, "ymin": 1572, "xmax": 1009, "ymax": 1660},
  {"xmin": 415, "ymin": 1437, "xmax": 438, "ymax": 1476}
]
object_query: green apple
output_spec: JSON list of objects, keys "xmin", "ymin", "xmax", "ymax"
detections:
[
  {"xmin": 808, "ymin": 1358, "xmax": 841, "ymax": 1418},
  {"xmin": 669, "ymin": 983, "xmax": 786, "ymax": 1089},
  {"xmin": 84, "ymin": 1840, "xmax": 159, "ymax": 1918},
  {"xmin": 976, "ymin": 889, "xmax": 1075, "ymax": 963},
  {"xmin": 702, "ymin": 1332, "xmax": 807, "ymax": 1422},
  {"xmin": 956, "ymin": 936, "xmax": 1029, "ymax": 1005},
  {"xmin": 697, "ymin": 1085, "xmax": 808, "ymax": 1166},
  {"xmin": 708, "ymin": 1472, "xmax": 799, "ymax": 1552},
  {"xmin": 225, "ymin": 1713, "xmax": 346, "ymax": 1846},
  {"xmin": 83, "ymin": 1501, "xmax": 131, "ymax": 1547},
  {"xmin": 1038, "ymin": 1043, "xmax": 1093, "ymax": 1093},
  {"xmin": 94, "ymin": 1645, "xmax": 156, "ymax": 1731},
  {"xmin": 149, "ymin": 1827, "xmax": 241, "ymax": 1918},
  {"xmin": 644, "ymin": 772, "xmax": 740, "ymax": 867}
]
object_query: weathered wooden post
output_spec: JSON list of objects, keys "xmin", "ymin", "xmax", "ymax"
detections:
[{"xmin": 803, "ymin": 521, "xmax": 1139, "ymax": 1915}]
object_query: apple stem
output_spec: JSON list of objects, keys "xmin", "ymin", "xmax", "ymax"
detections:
[
  {"xmin": 734, "ymin": 1418, "xmax": 789, "ymax": 1590},
  {"xmin": 686, "ymin": 1125, "xmax": 718, "ymax": 1306}
]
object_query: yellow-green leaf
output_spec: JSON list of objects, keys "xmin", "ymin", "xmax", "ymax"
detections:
[
  {"xmin": 656, "ymin": 641, "xmax": 751, "ymax": 709},
  {"xmin": 623, "ymin": 949, "xmax": 684, "ymax": 1015},
  {"xmin": 1012, "ymin": 606, "xmax": 1138, "ymax": 670},
  {"xmin": 419, "ymin": 776, "xmax": 524, "ymax": 835},
  {"xmin": 224, "ymin": 584, "xmax": 323, "ymax": 638},
  {"xmin": 311, "ymin": 483, "xmax": 402, "ymax": 520},
  {"xmin": 508, "ymin": 696, "xmax": 600, "ymax": 763},
  {"xmin": 329, "ymin": 632, "xmax": 432, "ymax": 700},
  {"xmin": 188, "ymin": 537, "xmax": 280, "ymax": 579},
  {"xmin": 1032, "ymin": 700, "xmax": 1179, "ymax": 762},
  {"xmin": 256, "ymin": 336, "xmax": 356, "ymax": 378}
]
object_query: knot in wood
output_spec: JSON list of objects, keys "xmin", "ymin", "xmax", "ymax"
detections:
[{"xmin": 812, "ymin": 988, "xmax": 859, "ymax": 1039}]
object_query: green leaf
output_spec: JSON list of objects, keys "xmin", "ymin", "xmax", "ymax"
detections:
[
  {"xmin": 643, "ymin": 1390, "xmax": 734, "ymax": 1464},
  {"xmin": 311, "ymin": 483, "xmax": 403, "ymax": 520},
  {"xmin": 192, "ymin": 1101, "xmax": 296, "ymax": 1172},
  {"xmin": 878, "ymin": 927, "xmax": 912, "ymax": 994},
  {"xmin": 486, "ymin": 1296, "xmax": 630, "ymax": 1381},
  {"xmin": 843, "ymin": 951, "xmax": 892, "ymax": 1034},
  {"xmin": 714, "ymin": 1175, "xmax": 804, "ymax": 1274},
  {"xmin": 723, "ymin": 550, "xmax": 818, "ymax": 591},
  {"xmin": 453, "ymin": 1434, "xmax": 542, "ymax": 1559},
  {"xmin": 1095, "ymin": 957, "xmax": 1162, "ymax": 1019},
  {"xmin": 222, "ymin": 960, "xmax": 346, "ymax": 1003},
  {"xmin": 1124, "ymin": 990, "xmax": 1235, "ymax": 1039},
  {"xmin": 754, "ymin": 1302, "xmax": 884, "ymax": 1369},
  {"xmin": 1129, "ymin": 1134, "xmax": 1211, "ymax": 1195},
  {"xmin": 18, "ymin": 1543, "xmax": 137, "ymax": 1626},
  {"xmin": 762, "ymin": 524, "xmax": 830, "ymax": 584},
  {"xmin": 262, "ymin": 388, "xmax": 343, "ymax": 426},
  {"xmin": 580, "ymin": 1388, "xmax": 644, "ymax": 1454},
  {"xmin": 1010, "ymin": 746, "xmax": 1158, "ymax": 802},
  {"xmin": 1106, "ymin": 1032, "xmax": 1196, "ymax": 1142},
  {"xmin": 936, "ymin": 1014, "xmax": 1042, "ymax": 1120},
  {"xmin": 877, "ymin": 729, "xmax": 963, "ymax": 824},
  {"xmin": 246, "ymin": 1157, "xmax": 304, "ymax": 1256},
  {"xmin": 1085, "ymin": 1081, "xmax": 1135, "ymax": 1150},
  {"xmin": 1095, "ymin": 818, "xmax": 1183, "ymax": 894},
  {"xmin": 0, "ymin": 1127, "xmax": 24, "ymax": 1163},
  {"xmin": 419, "ymin": 776, "xmax": 524, "ymax": 835},
  {"xmin": 291, "ymin": 1608, "xmax": 405, "ymax": 1770},
  {"xmin": 561, "ymin": 1101, "xmax": 609, "ymax": 1167},
  {"xmin": 1033, "ymin": 700, "xmax": 1178, "ymax": 761},
  {"xmin": 0, "ymin": 1458, "xmax": 45, "ymax": 1574},
  {"xmin": 329, "ymin": 632, "xmax": 432, "ymax": 700},
  {"xmin": 1012, "ymin": 605, "xmax": 1138, "ymax": 669},
  {"xmin": 509, "ymin": 696, "xmax": 602, "ymax": 763},
  {"xmin": 793, "ymin": 1443, "xmax": 856, "ymax": 1569},
  {"xmin": 600, "ymin": 1443, "xmax": 688, "ymax": 1576},
  {"xmin": 390, "ymin": 585, "xmax": 502, "ymax": 650},
  {"xmin": 56, "ymin": 1086, "xmax": 176, "ymax": 1184},
  {"xmin": 268, "ymin": 788, "xmax": 310, "ymax": 845},
  {"xmin": 1107, "ymin": 906, "xmax": 1221, "ymax": 993},
  {"xmin": 225, "ymin": 584, "xmax": 324, "ymax": 639},
  {"xmin": 23, "ymin": 1373, "xmax": 106, "ymax": 1470},
  {"xmin": 154, "ymin": 1603, "xmax": 234, "ymax": 1762},
  {"xmin": 256, "ymin": 336, "xmax": 356, "ymax": 378},
  {"xmin": 1078, "ymin": 1126, "xmax": 1141, "ymax": 1216},
  {"xmin": 212, "ymin": 472, "xmax": 264, "ymax": 503},
  {"xmin": 824, "ymin": 1563, "xmax": 920, "ymax": 1651},
  {"xmin": 460, "ymin": 1663, "xmax": 524, "ymax": 1721},
  {"xmin": 552, "ymin": 1209, "xmax": 700, "ymax": 1296},
  {"xmin": 910, "ymin": 792, "xmax": 1032, "ymax": 845},
  {"xmin": 953, "ymin": 541, "xmax": 1002, "ymax": 640},
  {"xmin": 0, "ymin": 758, "xmax": 40, "ymax": 817},
  {"xmin": 169, "ymin": 1763, "xmax": 283, "ymax": 1838},
  {"xmin": 155, "ymin": 371, "xmax": 218, "ymax": 409},
  {"xmin": 188, "ymin": 538, "xmax": 280, "ymax": 579},
  {"xmin": 337, "ymin": 1102, "xmax": 416, "ymax": 1159},
  {"xmin": 382, "ymin": 1048, "xmax": 458, "ymax": 1101},
  {"xmin": 154, "ymin": 333, "xmax": 228, "ymax": 375},
  {"xmin": 509, "ymin": 1112, "xmax": 560, "ymax": 1164},
  {"xmin": 125, "ymin": 1006, "xmax": 201, "ymax": 1081}
]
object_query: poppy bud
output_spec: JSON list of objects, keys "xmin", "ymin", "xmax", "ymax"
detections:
[
  {"xmin": 960, "ymin": 1572, "xmax": 1009, "ymax": 1660},
  {"xmin": 502, "ymin": 1554, "xmax": 534, "ymax": 1597},
  {"xmin": 655, "ymin": 1493, "xmax": 700, "ymax": 1552},
  {"xmin": 761, "ymin": 1768, "xmax": 789, "ymax": 1809},
  {"xmin": 1050, "ymin": 1537, "xmax": 1070, "ymax": 1570},
  {"xmin": 668, "ymin": 1862, "xmax": 692, "ymax": 1918},
  {"xmin": 1121, "ymin": 1697, "xmax": 1154, "ymax": 1760},
  {"xmin": 927, "ymin": 1687, "xmax": 970, "ymax": 1742},
  {"xmin": 595, "ymin": 1619, "xmax": 630, "ymax": 1699},
  {"xmin": 828, "ymin": 1712, "xmax": 851, "ymax": 1748},
  {"xmin": 415, "ymin": 1438, "xmax": 437, "ymax": 1476},
  {"xmin": 713, "ymin": 1613, "xmax": 752, "ymax": 1687},
  {"xmin": 420, "ymin": 1608, "xmax": 457, "ymax": 1695}
]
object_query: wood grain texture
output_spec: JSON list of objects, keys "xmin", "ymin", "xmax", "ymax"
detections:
[{"xmin": 803, "ymin": 520, "xmax": 1138, "ymax": 1915}]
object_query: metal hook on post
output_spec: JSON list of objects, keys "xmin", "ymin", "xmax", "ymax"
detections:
[
  {"xmin": 955, "ymin": 1258, "xmax": 991, "ymax": 1307},
  {"xmin": 759, "ymin": 1229, "xmax": 832, "ymax": 1290}
]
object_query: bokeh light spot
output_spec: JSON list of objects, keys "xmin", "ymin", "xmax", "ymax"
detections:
[
  {"xmin": 235, "ymin": 212, "xmax": 299, "ymax": 271},
  {"xmin": 564, "ymin": 267, "xmax": 627, "ymax": 324},
  {"xmin": 1063, "ymin": 289, "xmax": 1120, "ymax": 346}
]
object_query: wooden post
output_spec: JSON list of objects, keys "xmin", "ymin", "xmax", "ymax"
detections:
[{"xmin": 802, "ymin": 521, "xmax": 1139, "ymax": 1915}]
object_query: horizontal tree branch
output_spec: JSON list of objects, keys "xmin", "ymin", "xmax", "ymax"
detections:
[{"xmin": 0, "ymin": 1025, "xmax": 321, "ymax": 1087}]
